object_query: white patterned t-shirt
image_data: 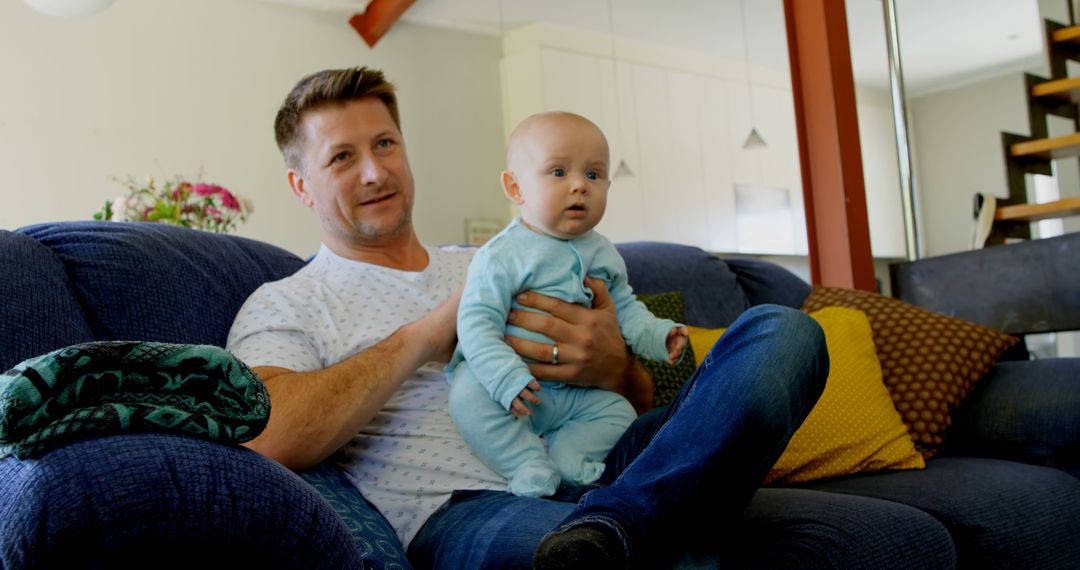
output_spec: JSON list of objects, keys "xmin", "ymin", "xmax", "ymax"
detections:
[{"xmin": 226, "ymin": 244, "xmax": 505, "ymax": 547}]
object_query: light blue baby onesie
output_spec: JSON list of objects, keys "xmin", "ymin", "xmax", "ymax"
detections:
[{"xmin": 446, "ymin": 217, "xmax": 681, "ymax": 497}]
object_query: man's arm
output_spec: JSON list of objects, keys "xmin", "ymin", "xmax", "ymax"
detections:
[
  {"xmin": 504, "ymin": 277, "xmax": 655, "ymax": 414},
  {"xmin": 243, "ymin": 287, "xmax": 462, "ymax": 471}
]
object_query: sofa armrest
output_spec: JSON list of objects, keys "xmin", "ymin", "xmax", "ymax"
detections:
[
  {"xmin": 943, "ymin": 358, "xmax": 1080, "ymax": 477},
  {"xmin": 0, "ymin": 433, "xmax": 362, "ymax": 568}
]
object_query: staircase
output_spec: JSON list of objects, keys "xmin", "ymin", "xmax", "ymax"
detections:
[{"xmin": 995, "ymin": 18, "xmax": 1080, "ymax": 245}]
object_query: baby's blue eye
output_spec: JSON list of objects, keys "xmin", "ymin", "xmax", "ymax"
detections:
[
  {"xmin": 586, "ymin": 171, "xmax": 599, "ymax": 180},
  {"xmin": 552, "ymin": 168, "xmax": 566, "ymax": 177}
]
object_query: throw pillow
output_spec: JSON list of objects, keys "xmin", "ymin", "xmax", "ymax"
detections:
[
  {"xmin": 688, "ymin": 306, "xmax": 926, "ymax": 485},
  {"xmin": 801, "ymin": 286, "xmax": 1019, "ymax": 459},
  {"xmin": 635, "ymin": 291, "xmax": 697, "ymax": 408},
  {"xmin": 0, "ymin": 340, "xmax": 270, "ymax": 459},
  {"xmin": 687, "ymin": 325, "xmax": 726, "ymax": 366}
]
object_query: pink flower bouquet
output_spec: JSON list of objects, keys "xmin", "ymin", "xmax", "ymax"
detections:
[{"xmin": 94, "ymin": 175, "xmax": 252, "ymax": 233}]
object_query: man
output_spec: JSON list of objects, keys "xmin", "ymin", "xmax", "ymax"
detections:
[{"xmin": 227, "ymin": 66, "xmax": 828, "ymax": 568}]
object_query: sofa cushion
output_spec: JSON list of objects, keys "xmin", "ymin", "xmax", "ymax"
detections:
[
  {"xmin": 801, "ymin": 286, "xmax": 1019, "ymax": 458},
  {"xmin": 0, "ymin": 231, "xmax": 94, "ymax": 371},
  {"xmin": 16, "ymin": 222, "xmax": 306, "ymax": 348},
  {"xmin": 725, "ymin": 256, "xmax": 812, "ymax": 310},
  {"xmin": 616, "ymin": 242, "xmax": 751, "ymax": 328},
  {"xmin": 686, "ymin": 487, "xmax": 956, "ymax": 569},
  {"xmin": 801, "ymin": 457, "xmax": 1080, "ymax": 568},
  {"xmin": 0, "ymin": 433, "xmax": 362, "ymax": 569},
  {"xmin": 944, "ymin": 358, "xmax": 1080, "ymax": 476}
]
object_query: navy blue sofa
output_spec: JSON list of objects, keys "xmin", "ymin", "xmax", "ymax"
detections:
[{"xmin": 2, "ymin": 221, "xmax": 1078, "ymax": 569}]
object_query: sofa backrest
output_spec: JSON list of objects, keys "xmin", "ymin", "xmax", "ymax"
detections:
[
  {"xmin": 2, "ymin": 223, "xmax": 811, "ymax": 371},
  {"xmin": 1, "ymin": 230, "xmax": 96, "ymax": 370},
  {"xmin": 616, "ymin": 241, "xmax": 811, "ymax": 328},
  {"xmin": 2, "ymin": 222, "xmax": 305, "ymax": 370}
]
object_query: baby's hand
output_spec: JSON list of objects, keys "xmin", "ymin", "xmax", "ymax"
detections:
[
  {"xmin": 510, "ymin": 379, "xmax": 542, "ymax": 418},
  {"xmin": 666, "ymin": 326, "xmax": 689, "ymax": 365}
]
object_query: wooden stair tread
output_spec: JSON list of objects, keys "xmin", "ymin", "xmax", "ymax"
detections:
[
  {"xmin": 1051, "ymin": 24, "xmax": 1080, "ymax": 44},
  {"xmin": 995, "ymin": 196, "xmax": 1080, "ymax": 222},
  {"xmin": 1032, "ymin": 76, "xmax": 1080, "ymax": 101},
  {"xmin": 1010, "ymin": 132, "xmax": 1080, "ymax": 160}
]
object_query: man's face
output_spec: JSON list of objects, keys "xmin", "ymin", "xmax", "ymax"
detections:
[
  {"xmin": 289, "ymin": 98, "xmax": 416, "ymax": 248},
  {"xmin": 506, "ymin": 115, "xmax": 610, "ymax": 240}
]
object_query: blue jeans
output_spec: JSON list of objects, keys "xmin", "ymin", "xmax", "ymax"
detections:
[{"xmin": 407, "ymin": 305, "xmax": 829, "ymax": 569}]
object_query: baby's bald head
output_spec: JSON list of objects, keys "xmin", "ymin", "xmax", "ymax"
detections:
[
  {"xmin": 505, "ymin": 111, "xmax": 609, "ymax": 172},
  {"xmin": 499, "ymin": 111, "xmax": 612, "ymax": 239}
]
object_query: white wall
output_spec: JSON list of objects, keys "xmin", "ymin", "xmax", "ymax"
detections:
[
  {"xmin": 909, "ymin": 0, "xmax": 1080, "ymax": 355},
  {"xmin": 909, "ymin": 73, "xmax": 1032, "ymax": 256},
  {"xmin": 909, "ymin": 0, "xmax": 1080, "ymax": 257},
  {"xmin": 0, "ymin": 0, "xmax": 508, "ymax": 257}
]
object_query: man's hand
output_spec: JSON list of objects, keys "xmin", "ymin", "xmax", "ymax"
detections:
[
  {"xmin": 412, "ymin": 284, "xmax": 463, "ymax": 364},
  {"xmin": 243, "ymin": 285, "xmax": 463, "ymax": 471},
  {"xmin": 507, "ymin": 277, "xmax": 629, "ymax": 390},
  {"xmin": 510, "ymin": 380, "xmax": 542, "ymax": 418},
  {"xmin": 505, "ymin": 277, "xmax": 654, "ymax": 413}
]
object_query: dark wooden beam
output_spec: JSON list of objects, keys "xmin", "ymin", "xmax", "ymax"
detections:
[
  {"xmin": 349, "ymin": 0, "xmax": 416, "ymax": 48},
  {"xmin": 783, "ymin": 0, "xmax": 877, "ymax": 291}
]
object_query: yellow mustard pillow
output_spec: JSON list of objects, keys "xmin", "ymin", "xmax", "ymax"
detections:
[{"xmin": 687, "ymin": 306, "xmax": 925, "ymax": 485}]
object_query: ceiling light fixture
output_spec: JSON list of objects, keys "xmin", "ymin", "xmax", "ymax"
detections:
[
  {"xmin": 23, "ymin": 0, "xmax": 116, "ymax": 18},
  {"xmin": 607, "ymin": 0, "xmax": 635, "ymax": 179},
  {"xmin": 738, "ymin": 0, "xmax": 767, "ymax": 150}
]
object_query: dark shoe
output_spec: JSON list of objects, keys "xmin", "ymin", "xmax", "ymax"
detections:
[{"xmin": 532, "ymin": 523, "xmax": 628, "ymax": 569}]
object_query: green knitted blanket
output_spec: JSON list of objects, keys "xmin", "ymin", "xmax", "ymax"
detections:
[{"xmin": 0, "ymin": 341, "xmax": 270, "ymax": 460}]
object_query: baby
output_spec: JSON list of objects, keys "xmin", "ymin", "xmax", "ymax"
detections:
[{"xmin": 446, "ymin": 111, "xmax": 688, "ymax": 497}]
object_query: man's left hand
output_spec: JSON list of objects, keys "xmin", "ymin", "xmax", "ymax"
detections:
[{"xmin": 505, "ymin": 278, "xmax": 653, "ymax": 413}]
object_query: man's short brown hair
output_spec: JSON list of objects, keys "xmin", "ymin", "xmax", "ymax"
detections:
[{"xmin": 273, "ymin": 66, "xmax": 400, "ymax": 171}]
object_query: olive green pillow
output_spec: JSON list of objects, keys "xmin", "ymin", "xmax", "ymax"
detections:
[{"xmin": 635, "ymin": 291, "xmax": 698, "ymax": 408}]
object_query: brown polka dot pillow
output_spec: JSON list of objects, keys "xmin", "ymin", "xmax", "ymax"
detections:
[{"xmin": 801, "ymin": 286, "xmax": 1019, "ymax": 459}]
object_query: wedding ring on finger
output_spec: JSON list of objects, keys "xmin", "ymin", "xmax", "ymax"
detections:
[{"xmin": 551, "ymin": 343, "xmax": 559, "ymax": 365}]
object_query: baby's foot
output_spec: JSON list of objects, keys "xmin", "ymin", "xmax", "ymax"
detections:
[
  {"xmin": 508, "ymin": 462, "xmax": 560, "ymax": 497},
  {"xmin": 555, "ymin": 458, "xmax": 605, "ymax": 487}
]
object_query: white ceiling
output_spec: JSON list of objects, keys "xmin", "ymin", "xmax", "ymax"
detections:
[{"xmin": 273, "ymin": 0, "xmax": 1048, "ymax": 95}]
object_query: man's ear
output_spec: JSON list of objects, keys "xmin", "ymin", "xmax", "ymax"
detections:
[
  {"xmin": 287, "ymin": 169, "xmax": 314, "ymax": 208},
  {"xmin": 501, "ymin": 170, "xmax": 524, "ymax": 205}
]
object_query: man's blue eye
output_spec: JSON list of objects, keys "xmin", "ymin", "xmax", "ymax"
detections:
[
  {"xmin": 333, "ymin": 152, "xmax": 350, "ymax": 162},
  {"xmin": 377, "ymin": 139, "xmax": 392, "ymax": 148},
  {"xmin": 552, "ymin": 168, "xmax": 565, "ymax": 177}
]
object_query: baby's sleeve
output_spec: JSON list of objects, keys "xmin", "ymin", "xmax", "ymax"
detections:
[
  {"xmin": 454, "ymin": 252, "xmax": 536, "ymax": 410},
  {"xmin": 598, "ymin": 246, "xmax": 681, "ymax": 364}
]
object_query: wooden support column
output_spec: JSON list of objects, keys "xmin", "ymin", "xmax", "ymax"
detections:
[
  {"xmin": 349, "ymin": 0, "xmax": 416, "ymax": 48},
  {"xmin": 783, "ymin": 0, "xmax": 877, "ymax": 291}
]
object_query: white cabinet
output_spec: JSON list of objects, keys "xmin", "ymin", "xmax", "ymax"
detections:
[
  {"xmin": 630, "ymin": 66, "xmax": 711, "ymax": 248},
  {"xmin": 699, "ymin": 77, "xmax": 739, "ymax": 253},
  {"xmin": 500, "ymin": 24, "xmax": 903, "ymax": 258}
]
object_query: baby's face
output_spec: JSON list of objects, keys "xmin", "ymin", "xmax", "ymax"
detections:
[{"xmin": 506, "ymin": 115, "xmax": 610, "ymax": 239}]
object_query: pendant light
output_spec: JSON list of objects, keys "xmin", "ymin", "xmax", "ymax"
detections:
[
  {"xmin": 739, "ymin": 0, "xmax": 767, "ymax": 149},
  {"xmin": 607, "ymin": 0, "xmax": 635, "ymax": 179}
]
